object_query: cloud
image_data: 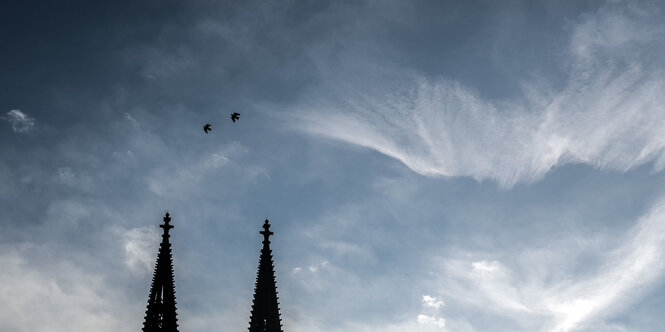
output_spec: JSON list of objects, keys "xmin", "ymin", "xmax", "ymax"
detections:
[
  {"xmin": 145, "ymin": 142, "xmax": 266, "ymax": 198},
  {"xmin": 418, "ymin": 314, "xmax": 446, "ymax": 328},
  {"xmin": 436, "ymin": 197, "xmax": 665, "ymax": 332},
  {"xmin": 418, "ymin": 295, "xmax": 446, "ymax": 329},
  {"xmin": 3, "ymin": 2, "xmax": 665, "ymax": 332},
  {"xmin": 471, "ymin": 261, "xmax": 500, "ymax": 273},
  {"xmin": 288, "ymin": 3, "xmax": 665, "ymax": 188},
  {"xmin": 569, "ymin": 3, "xmax": 662, "ymax": 62},
  {"xmin": 57, "ymin": 167, "xmax": 76, "ymax": 185},
  {"xmin": 4, "ymin": 109, "xmax": 35, "ymax": 133},
  {"xmin": 422, "ymin": 295, "xmax": 445, "ymax": 309},
  {"xmin": 124, "ymin": 112, "xmax": 140, "ymax": 128},
  {"xmin": 0, "ymin": 247, "xmax": 140, "ymax": 332},
  {"xmin": 122, "ymin": 226, "xmax": 160, "ymax": 275}
]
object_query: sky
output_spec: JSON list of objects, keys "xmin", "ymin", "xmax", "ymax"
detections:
[{"xmin": 2, "ymin": 0, "xmax": 665, "ymax": 331}]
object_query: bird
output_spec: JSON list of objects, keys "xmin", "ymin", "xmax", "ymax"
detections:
[
  {"xmin": 231, "ymin": 112, "xmax": 240, "ymax": 123},
  {"xmin": 203, "ymin": 124, "xmax": 212, "ymax": 133}
]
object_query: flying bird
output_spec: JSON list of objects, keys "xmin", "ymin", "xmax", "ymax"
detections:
[
  {"xmin": 203, "ymin": 124, "xmax": 212, "ymax": 133},
  {"xmin": 231, "ymin": 113, "xmax": 240, "ymax": 123}
]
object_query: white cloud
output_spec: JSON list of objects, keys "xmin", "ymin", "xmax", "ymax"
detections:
[
  {"xmin": 471, "ymin": 261, "xmax": 500, "ymax": 273},
  {"xmin": 5, "ymin": 109, "xmax": 35, "ymax": 133},
  {"xmin": 436, "ymin": 197, "xmax": 665, "ymax": 332},
  {"xmin": 418, "ymin": 295, "xmax": 447, "ymax": 329},
  {"xmin": 570, "ymin": 3, "xmax": 661, "ymax": 62},
  {"xmin": 422, "ymin": 295, "xmax": 445, "ymax": 309},
  {"xmin": 146, "ymin": 142, "xmax": 265, "ymax": 197},
  {"xmin": 123, "ymin": 226, "xmax": 160, "ymax": 275},
  {"xmin": 288, "ymin": 3, "xmax": 665, "ymax": 188},
  {"xmin": 418, "ymin": 314, "xmax": 446, "ymax": 328},
  {"xmin": 293, "ymin": 261, "xmax": 329, "ymax": 274},
  {"xmin": 0, "ymin": 248, "xmax": 140, "ymax": 332}
]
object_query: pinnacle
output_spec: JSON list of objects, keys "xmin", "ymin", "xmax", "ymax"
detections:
[
  {"xmin": 142, "ymin": 212, "xmax": 179, "ymax": 332},
  {"xmin": 248, "ymin": 219, "xmax": 283, "ymax": 332}
]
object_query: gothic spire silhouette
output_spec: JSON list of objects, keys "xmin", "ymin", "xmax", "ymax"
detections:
[
  {"xmin": 248, "ymin": 219, "xmax": 283, "ymax": 332},
  {"xmin": 142, "ymin": 212, "xmax": 179, "ymax": 332}
]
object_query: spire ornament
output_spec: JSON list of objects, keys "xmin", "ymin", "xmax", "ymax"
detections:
[
  {"xmin": 248, "ymin": 219, "xmax": 283, "ymax": 332},
  {"xmin": 142, "ymin": 212, "xmax": 179, "ymax": 332}
]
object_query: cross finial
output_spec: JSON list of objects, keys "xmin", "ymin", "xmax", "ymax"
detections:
[
  {"xmin": 160, "ymin": 212, "xmax": 174, "ymax": 235},
  {"xmin": 260, "ymin": 219, "xmax": 273, "ymax": 244}
]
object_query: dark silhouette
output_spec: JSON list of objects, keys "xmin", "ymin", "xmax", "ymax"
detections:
[
  {"xmin": 142, "ymin": 212, "xmax": 179, "ymax": 332},
  {"xmin": 231, "ymin": 113, "xmax": 240, "ymax": 123},
  {"xmin": 248, "ymin": 219, "xmax": 284, "ymax": 332},
  {"xmin": 203, "ymin": 124, "xmax": 212, "ymax": 133}
]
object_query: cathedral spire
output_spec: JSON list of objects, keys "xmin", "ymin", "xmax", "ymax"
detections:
[
  {"xmin": 248, "ymin": 219, "xmax": 284, "ymax": 332},
  {"xmin": 142, "ymin": 212, "xmax": 179, "ymax": 332}
]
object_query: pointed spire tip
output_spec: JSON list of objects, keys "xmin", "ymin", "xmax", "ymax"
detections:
[{"xmin": 160, "ymin": 211, "xmax": 174, "ymax": 234}]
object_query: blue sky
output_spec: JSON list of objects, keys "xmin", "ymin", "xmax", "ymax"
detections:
[{"xmin": 2, "ymin": 1, "xmax": 665, "ymax": 331}]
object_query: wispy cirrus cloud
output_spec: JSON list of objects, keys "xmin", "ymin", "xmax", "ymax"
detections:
[
  {"xmin": 4, "ymin": 109, "xmax": 35, "ymax": 133},
  {"xmin": 145, "ymin": 142, "xmax": 268, "ymax": 198},
  {"xmin": 288, "ymin": 3, "xmax": 665, "ymax": 188},
  {"xmin": 436, "ymin": 197, "xmax": 665, "ymax": 332}
]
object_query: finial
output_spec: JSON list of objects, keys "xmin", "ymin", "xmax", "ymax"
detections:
[
  {"xmin": 160, "ymin": 212, "xmax": 174, "ymax": 235},
  {"xmin": 260, "ymin": 219, "xmax": 273, "ymax": 244}
]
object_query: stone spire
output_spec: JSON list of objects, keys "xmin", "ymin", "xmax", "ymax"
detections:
[
  {"xmin": 142, "ymin": 212, "xmax": 179, "ymax": 332},
  {"xmin": 248, "ymin": 219, "xmax": 284, "ymax": 332}
]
